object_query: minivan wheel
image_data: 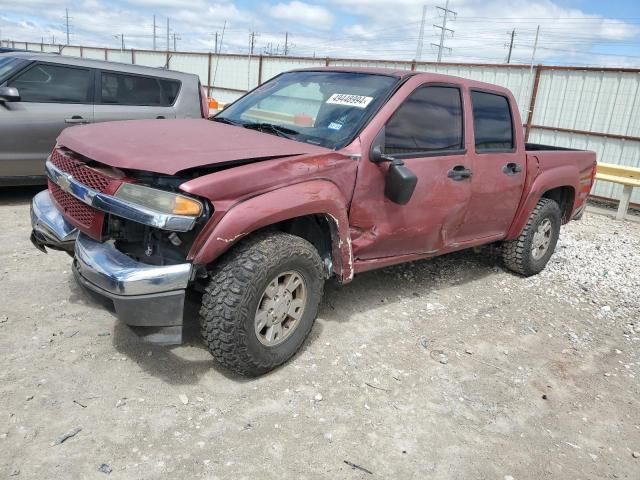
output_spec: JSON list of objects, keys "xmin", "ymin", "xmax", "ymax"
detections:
[
  {"xmin": 199, "ymin": 232, "xmax": 325, "ymax": 376},
  {"xmin": 502, "ymin": 198, "xmax": 561, "ymax": 276}
]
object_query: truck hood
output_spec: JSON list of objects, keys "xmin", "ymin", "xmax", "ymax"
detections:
[{"xmin": 57, "ymin": 118, "xmax": 330, "ymax": 176}]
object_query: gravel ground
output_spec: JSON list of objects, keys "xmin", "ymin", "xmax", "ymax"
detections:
[{"xmin": 1, "ymin": 187, "xmax": 639, "ymax": 479}]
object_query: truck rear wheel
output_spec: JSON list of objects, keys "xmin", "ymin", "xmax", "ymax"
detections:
[
  {"xmin": 199, "ymin": 232, "xmax": 325, "ymax": 376},
  {"xmin": 502, "ymin": 198, "xmax": 561, "ymax": 276}
]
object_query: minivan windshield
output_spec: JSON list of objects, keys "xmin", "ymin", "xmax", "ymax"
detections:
[
  {"xmin": 0, "ymin": 57, "xmax": 27, "ymax": 84},
  {"xmin": 213, "ymin": 71, "xmax": 400, "ymax": 149}
]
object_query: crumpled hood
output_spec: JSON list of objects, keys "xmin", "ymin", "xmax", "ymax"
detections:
[{"xmin": 57, "ymin": 118, "xmax": 330, "ymax": 176}]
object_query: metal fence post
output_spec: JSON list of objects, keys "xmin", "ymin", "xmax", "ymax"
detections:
[
  {"xmin": 258, "ymin": 54, "xmax": 263, "ymax": 85},
  {"xmin": 525, "ymin": 65, "xmax": 542, "ymax": 142},
  {"xmin": 207, "ymin": 52, "xmax": 213, "ymax": 97}
]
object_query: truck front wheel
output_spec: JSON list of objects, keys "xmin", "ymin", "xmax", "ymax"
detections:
[
  {"xmin": 199, "ymin": 232, "xmax": 325, "ymax": 376},
  {"xmin": 502, "ymin": 198, "xmax": 561, "ymax": 276}
]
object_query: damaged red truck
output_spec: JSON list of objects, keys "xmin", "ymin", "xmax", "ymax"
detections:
[{"xmin": 30, "ymin": 68, "xmax": 597, "ymax": 375}]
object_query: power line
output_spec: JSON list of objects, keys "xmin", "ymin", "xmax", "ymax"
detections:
[{"xmin": 431, "ymin": 0, "xmax": 456, "ymax": 62}]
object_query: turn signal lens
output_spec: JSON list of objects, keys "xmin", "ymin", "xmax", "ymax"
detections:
[
  {"xmin": 173, "ymin": 195, "xmax": 203, "ymax": 215},
  {"xmin": 115, "ymin": 183, "xmax": 203, "ymax": 217}
]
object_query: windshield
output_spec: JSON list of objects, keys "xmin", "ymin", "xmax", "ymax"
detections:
[
  {"xmin": 213, "ymin": 71, "xmax": 400, "ymax": 149},
  {"xmin": 0, "ymin": 57, "xmax": 26, "ymax": 84}
]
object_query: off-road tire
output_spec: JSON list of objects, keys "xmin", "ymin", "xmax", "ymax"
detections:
[
  {"xmin": 502, "ymin": 198, "xmax": 561, "ymax": 276},
  {"xmin": 199, "ymin": 232, "xmax": 325, "ymax": 376}
]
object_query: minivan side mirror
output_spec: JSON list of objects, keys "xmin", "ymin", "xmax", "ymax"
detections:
[{"xmin": 0, "ymin": 86, "xmax": 20, "ymax": 103}]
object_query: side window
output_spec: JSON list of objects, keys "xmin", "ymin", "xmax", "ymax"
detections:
[
  {"xmin": 471, "ymin": 91, "xmax": 514, "ymax": 152},
  {"xmin": 9, "ymin": 63, "xmax": 92, "ymax": 103},
  {"xmin": 100, "ymin": 71, "xmax": 180, "ymax": 106},
  {"xmin": 384, "ymin": 86, "xmax": 463, "ymax": 156}
]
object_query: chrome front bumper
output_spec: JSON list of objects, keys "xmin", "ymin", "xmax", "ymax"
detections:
[
  {"xmin": 30, "ymin": 191, "xmax": 193, "ymax": 341},
  {"xmin": 30, "ymin": 190, "xmax": 78, "ymax": 253}
]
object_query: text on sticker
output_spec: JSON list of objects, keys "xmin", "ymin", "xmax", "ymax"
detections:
[{"xmin": 326, "ymin": 94, "xmax": 373, "ymax": 109}]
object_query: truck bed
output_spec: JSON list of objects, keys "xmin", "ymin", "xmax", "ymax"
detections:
[{"xmin": 525, "ymin": 143, "xmax": 583, "ymax": 152}]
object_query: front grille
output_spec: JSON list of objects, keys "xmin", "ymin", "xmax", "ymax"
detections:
[
  {"xmin": 50, "ymin": 149, "xmax": 112, "ymax": 193},
  {"xmin": 49, "ymin": 148, "xmax": 121, "ymax": 239},
  {"xmin": 49, "ymin": 181, "xmax": 99, "ymax": 230}
]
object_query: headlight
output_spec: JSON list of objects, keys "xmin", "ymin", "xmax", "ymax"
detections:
[{"xmin": 114, "ymin": 183, "xmax": 203, "ymax": 216}]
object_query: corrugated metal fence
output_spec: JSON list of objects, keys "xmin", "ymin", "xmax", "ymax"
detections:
[{"xmin": 4, "ymin": 40, "xmax": 640, "ymax": 204}]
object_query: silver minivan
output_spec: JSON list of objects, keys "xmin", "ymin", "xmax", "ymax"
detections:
[{"xmin": 0, "ymin": 53, "xmax": 206, "ymax": 185}]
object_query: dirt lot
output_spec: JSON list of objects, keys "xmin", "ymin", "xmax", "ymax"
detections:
[{"xmin": 1, "ymin": 187, "xmax": 639, "ymax": 480}]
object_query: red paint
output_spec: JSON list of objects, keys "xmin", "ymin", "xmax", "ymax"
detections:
[{"xmin": 55, "ymin": 69, "xmax": 596, "ymax": 282}]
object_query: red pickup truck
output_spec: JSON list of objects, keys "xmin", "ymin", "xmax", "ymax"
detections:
[{"xmin": 30, "ymin": 68, "xmax": 597, "ymax": 375}]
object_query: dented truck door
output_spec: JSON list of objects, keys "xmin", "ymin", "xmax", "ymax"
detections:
[{"xmin": 349, "ymin": 82, "xmax": 473, "ymax": 260}]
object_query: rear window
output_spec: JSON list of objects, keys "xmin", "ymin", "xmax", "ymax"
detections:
[
  {"xmin": 100, "ymin": 71, "xmax": 180, "ymax": 106},
  {"xmin": 8, "ymin": 63, "xmax": 92, "ymax": 103},
  {"xmin": 471, "ymin": 91, "xmax": 514, "ymax": 152}
]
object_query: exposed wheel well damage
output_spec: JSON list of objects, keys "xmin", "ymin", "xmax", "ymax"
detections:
[
  {"xmin": 542, "ymin": 186, "xmax": 575, "ymax": 223},
  {"xmin": 267, "ymin": 215, "xmax": 337, "ymax": 279}
]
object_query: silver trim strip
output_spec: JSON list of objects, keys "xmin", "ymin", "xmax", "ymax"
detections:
[
  {"xmin": 74, "ymin": 233, "xmax": 192, "ymax": 296},
  {"xmin": 45, "ymin": 159, "xmax": 197, "ymax": 232}
]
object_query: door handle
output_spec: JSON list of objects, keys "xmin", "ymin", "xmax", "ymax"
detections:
[
  {"xmin": 447, "ymin": 165, "xmax": 472, "ymax": 181},
  {"xmin": 64, "ymin": 115, "xmax": 89, "ymax": 124},
  {"xmin": 502, "ymin": 162, "xmax": 523, "ymax": 175},
  {"xmin": 156, "ymin": 115, "xmax": 165, "ymax": 119}
]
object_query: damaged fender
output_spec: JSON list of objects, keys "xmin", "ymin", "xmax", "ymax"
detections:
[{"xmin": 188, "ymin": 180, "xmax": 354, "ymax": 282}]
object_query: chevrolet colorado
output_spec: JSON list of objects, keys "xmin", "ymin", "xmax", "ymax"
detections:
[{"xmin": 30, "ymin": 68, "xmax": 597, "ymax": 375}]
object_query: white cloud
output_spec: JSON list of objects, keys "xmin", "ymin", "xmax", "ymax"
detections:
[
  {"xmin": 268, "ymin": 1, "xmax": 334, "ymax": 30},
  {"xmin": 1, "ymin": 0, "xmax": 638, "ymax": 67}
]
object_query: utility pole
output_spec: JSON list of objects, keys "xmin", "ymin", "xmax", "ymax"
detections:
[
  {"xmin": 249, "ymin": 32, "xmax": 256, "ymax": 55},
  {"xmin": 153, "ymin": 15, "xmax": 157, "ymax": 50},
  {"xmin": 284, "ymin": 32, "xmax": 289, "ymax": 56},
  {"xmin": 506, "ymin": 29, "xmax": 516, "ymax": 63},
  {"xmin": 114, "ymin": 34, "xmax": 125, "ymax": 51},
  {"xmin": 214, "ymin": 31, "xmax": 218, "ymax": 54},
  {"xmin": 415, "ymin": 5, "xmax": 427, "ymax": 61},
  {"xmin": 530, "ymin": 25, "xmax": 540, "ymax": 71},
  {"xmin": 431, "ymin": 0, "xmax": 456, "ymax": 62},
  {"xmin": 173, "ymin": 32, "xmax": 180, "ymax": 51},
  {"xmin": 65, "ymin": 8, "xmax": 70, "ymax": 45},
  {"xmin": 166, "ymin": 18, "xmax": 170, "ymax": 52}
]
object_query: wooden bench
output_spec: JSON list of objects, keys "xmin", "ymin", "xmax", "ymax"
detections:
[{"xmin": 595, "ymin": 163, "xmax": 640, "ymax": 220}]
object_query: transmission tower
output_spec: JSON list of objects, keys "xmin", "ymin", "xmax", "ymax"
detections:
[
  {"xmin": 431, "ymin": 0, "xmax": 456, "ymax": 62},
  {"xmin": 415, "ymin": 5, "xmax": 427, "ymax": 61}
]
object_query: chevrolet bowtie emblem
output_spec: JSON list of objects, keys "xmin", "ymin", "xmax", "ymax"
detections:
[{"xmin": 57, "ymin": 174, "xmax": 72, "ymax": 193}]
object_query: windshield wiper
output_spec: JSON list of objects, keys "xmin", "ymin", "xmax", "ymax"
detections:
[
  {"xmin": 211, "ymin": 116, "xmax": 244, "ymax": 126},
  {"xmin": 242, "ymin": 122, "xmax": 299, "ymax": 139}
]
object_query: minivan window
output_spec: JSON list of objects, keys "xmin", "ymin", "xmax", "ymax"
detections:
[
  {"xmin": 471, "ymin": 91, "xmax": 514, "ymax": 152},
  {"xmin": 0, "ymin": 57, "xmax": 28, "ymax": 84},
  {"xmin": 8, "ymin": 63, "xmax": 92, "ymax": 103},
  {"xmin": 384, "ymin": 86, "xmax": 463, "ymax": 156},
  {"xmin": 100, "ymin": 71, "xmax": 180, "ymax": 106}
]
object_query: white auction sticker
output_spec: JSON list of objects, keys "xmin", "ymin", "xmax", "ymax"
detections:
[{"xmin": 326, "ymin": 93, "xmax": 373, "ymax": 109}]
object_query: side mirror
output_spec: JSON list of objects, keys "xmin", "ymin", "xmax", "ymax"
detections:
[
  {"xmin": 0, "ymin": 86, "xmax": 20, "ymax": 103},
  {"xmin": 385, "ymin": 161, "xmax": 418, "ymax": 205}
]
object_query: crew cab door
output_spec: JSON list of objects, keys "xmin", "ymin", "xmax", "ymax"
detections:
[
  {"xmin": 93, "ymin": 70, "xmax": 178, "ymax": 123},
  {"xmin": 0, "ymin": 62, "xmax": 94, "ymax": 178},
  {"xmin": 454, "ymin": 90, "xmax": 526, "ymax": 241},
  {"xmin": 349, "ymin": 83, "xmax": 473, "ymax": 260}
]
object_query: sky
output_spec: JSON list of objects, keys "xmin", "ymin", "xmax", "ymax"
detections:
[{"xmin": 1, "ymin": 0, "xmax": 640, "ymax": 67}]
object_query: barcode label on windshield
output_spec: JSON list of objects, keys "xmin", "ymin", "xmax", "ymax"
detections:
[{"xmin": 326, "ymin": 94, "xmax": 373, "ymax": 109}]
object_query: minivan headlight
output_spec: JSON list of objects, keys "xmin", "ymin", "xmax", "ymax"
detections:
[{"xmin": 114, "ymin": 183, "xmax": 203, "ymax": 216}]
